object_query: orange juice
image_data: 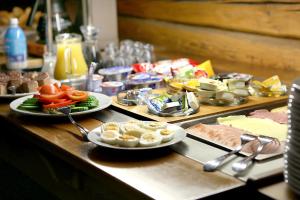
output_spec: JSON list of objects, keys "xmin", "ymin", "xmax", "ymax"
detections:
[{"xmin": 54, "ymin": 33, "xmax": 88, "ymax": 80}]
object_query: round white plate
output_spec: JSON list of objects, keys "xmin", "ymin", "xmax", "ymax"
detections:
[
  {"xmin": 88, "ymin": 122, "xmax": 187, "ymax": 150},
  {"xmin": 0, "ymin": 92, "xmax": 38, "ymax": 99},
  {"xmin": 10, "ymin": 92, "xmax": 112, "ymax": 117}
]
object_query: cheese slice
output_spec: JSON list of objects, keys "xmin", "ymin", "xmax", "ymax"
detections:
[
  {"xmin": 271, "ymin": 106, "xmax": 288, "ymax": 113},
  {"xmin": 217, "ymin": 115, "xmax": 287, "ymax": 141}
]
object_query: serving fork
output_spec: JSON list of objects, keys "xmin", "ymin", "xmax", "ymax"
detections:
[
  {"xmin": 57, "ymin": 106, "xmax": 89, "ymax": 141},
  {"xmin": 232, "ymin": 135, "xmax": 280, "ymax": 173},
  {"xmin": 203, "ymin": 133, "xmax": 257, "ymax": 172}
]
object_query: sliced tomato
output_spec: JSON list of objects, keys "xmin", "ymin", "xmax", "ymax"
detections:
[
  {"xmin": 66, "ymin": 90, "xmax": 88, "ymax": 101},
  {"xmin": 60, "ymin": 84, "xmax": 74, "ymax": 92},
  {"xmin": 38, "ymin": 84, "xmax": 60, "ymax": 95},
  {"xmin": 53, "ymin": 82, "xmax": 61, "ymax": 91},
  {"xmin": 39, "ymin": 91, "xmax": 66, "ymax": 100},
  {"xmin": 43, "ymin": 100, "xmax": 76, "ymax": 108},
  {"xmin": 38, "ymin": 97, "xmax": 68, "ymax": 104}
]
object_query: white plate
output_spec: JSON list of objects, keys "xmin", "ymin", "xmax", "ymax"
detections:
[
  {"xmin": 10, "ymin": 92, "xmax": 112, "ymax": 117},
  {"xmin": 0, "ymin": 92, "xmax": 38, "ymax": 99},
  {"xmin": 88, "ymin": 122, "xmax": 187, "ymax": 150}
]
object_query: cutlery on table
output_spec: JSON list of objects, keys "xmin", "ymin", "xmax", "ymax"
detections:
[
  {"xmin": 203, "ymin": 133, "xmax": 257, "ymax": 172},
  {"xmin": 57, "ymin": 106, "xmax": 89, "ymax": 141},
  {"xmin": 232, "ymin": 135, "xmax": 280, "ymax": 173}
]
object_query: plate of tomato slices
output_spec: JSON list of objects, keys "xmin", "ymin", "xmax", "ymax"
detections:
[{"xmin": 9, "ymin": 83, "xmax": 112, "ymax": 117}]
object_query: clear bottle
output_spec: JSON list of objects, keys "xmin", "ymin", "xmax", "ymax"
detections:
[
  {"xmin": 4, "ymin": 18, "xmax": 27, "ymax": 70},
  {"xmin": 80, "ymin": 26, "xmax": 101, "ymax": 66}
]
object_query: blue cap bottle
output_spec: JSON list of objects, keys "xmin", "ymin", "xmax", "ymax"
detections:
[{"xmin": 4, "ymin": 18, "xmax": 27, "ymax": 70}]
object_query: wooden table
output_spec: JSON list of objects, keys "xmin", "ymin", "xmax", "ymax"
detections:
[
  {"xmin": 259, "ymin": 182, "xmax": 299, "ymax": 200},
  {"xmin": 0, "ymin": 101, "xmax": 247, "ymax": 199}
]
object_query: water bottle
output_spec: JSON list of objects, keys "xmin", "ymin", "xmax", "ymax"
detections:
[{"xmin": 4, "ymin": 18, "xmax": 27, "ymax": 70}]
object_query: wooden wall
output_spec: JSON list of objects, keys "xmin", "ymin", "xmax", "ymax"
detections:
[{"xmin": 117, "ymin": 0, "xmax": 300, "ymax": 83}]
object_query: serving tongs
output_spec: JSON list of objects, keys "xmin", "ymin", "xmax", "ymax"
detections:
[
  {"xmin": 57, "ymin": 106, "xmax": 89, "ymax": 141},
  {"xmin": 232, "ymin": 135, "xmax": 280, "ymax": 173},
  {"xmin": 203, "ymin": 133, "xmax": 257, "ymax": 172}
]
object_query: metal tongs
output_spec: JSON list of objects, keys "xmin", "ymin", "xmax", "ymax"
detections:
[
  {"xmin": 203, "ymin": 133, "xmax": 257, "ymax": 172},
  {"xmin": 232, "ymin": 135, "xmax": 280, "ymax": 173}
]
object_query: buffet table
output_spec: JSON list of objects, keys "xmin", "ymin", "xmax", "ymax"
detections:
[
  {"xmin": 0, "ymin": 97, "xmax": 290, "ymax": 199},
  {"xmin": 0, "ymin": 100, "xmax": 246, "ymax": 199}
]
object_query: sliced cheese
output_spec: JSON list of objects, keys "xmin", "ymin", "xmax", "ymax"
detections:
[{"xmin": 217, "ymin": 116, "xmax": 287, "ymax": 141}]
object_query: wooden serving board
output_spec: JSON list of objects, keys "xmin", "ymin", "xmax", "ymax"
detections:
[{"xmin": 111, "ymin": 89, "xmax": 288, "ymax": 123}]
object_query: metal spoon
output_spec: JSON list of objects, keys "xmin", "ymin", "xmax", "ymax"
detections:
[
  {"xmin": 232, "ymin": 135, "xmax": 279, "ymax": 173},
  {"xmin": 57, "ymin": 106, "xmax": 89, "ymax": 141},
  {"xmin": 203, "ymin": 133, "xmax": 257, "ymax": 172}
]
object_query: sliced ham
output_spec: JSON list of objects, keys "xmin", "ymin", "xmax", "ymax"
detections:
[
  {"xmin": 186, "ymin": 124, "xmax": 245, "ymax": 148},
  {"xmin": 186, "ymin": 123, "xmax": 282, "ymax": 154},
  {"xmin": 249, "ymin": 109, "xmax": 288, "ymax": 124}
]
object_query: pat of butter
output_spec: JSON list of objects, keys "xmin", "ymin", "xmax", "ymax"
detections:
[
  {"xmin": 216, "ymin": 91, "xmax": 235, "ymax": 102},
  {"xmin": 187, "ymin": 92, "xmax": 199, "ymax": 110},
  {"xmin": 227, "ymin": 79, "xmax": 246, "ymax": 90}
]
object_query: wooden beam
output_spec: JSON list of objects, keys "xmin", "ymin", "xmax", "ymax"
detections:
[
  {"xmin": 118, "ymin": 16, "xmax": 300, "ymax": 75},
  {"xmin": 117, "ymin": 0, "xmax": 300, "ymax": 38}
]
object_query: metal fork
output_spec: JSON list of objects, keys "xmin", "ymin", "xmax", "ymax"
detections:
[
  {"xmin": 203, "ymin": 133, "xmax": 257, "ymax": 172},
  {"xmin": 232, "ymin": 135, "xmax": 279, "ymax": 173},
  {"xmin": 57, "ymin": 106, "xmax": 89, "ymax": 141}
]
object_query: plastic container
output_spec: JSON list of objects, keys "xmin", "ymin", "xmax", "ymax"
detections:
[
  {"xmin": 101, "ymin": 81, "xmax": 124, "ymax": 96},
  {"xmin": 125, "ymin": 73, "xmax": 164, "ymax": 90},
  {"xmin": 4, "ymin": 18, "xmax": 27, "ymax": 70},
  {"xmin": 98, "ymin": 66, "xmax": 132, "ymax": 82}
]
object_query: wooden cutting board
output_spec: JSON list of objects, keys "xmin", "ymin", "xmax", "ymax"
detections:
[{"xmin": 111, "ymin": 89, "xmax": 288, "ymax": 123}]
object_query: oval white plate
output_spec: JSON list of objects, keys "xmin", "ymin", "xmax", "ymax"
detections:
[
  {"xmin": 10, "ymin": 92, "xmax": 112, "ymax": 117},
  {"xmin": 87, "ymin": 122, "xmax": 187, "ymax": 150}
]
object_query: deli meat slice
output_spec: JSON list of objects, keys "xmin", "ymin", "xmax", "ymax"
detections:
[
  {"xmin": 249, "ymin": 109, "xmax": 288, "ymax": 124},
  {"xmin": 186, "ymin": 123, "xmax": 282, "ymax": 154},
  {"xmin": 186, "ymin": 124, "xmax": 245, "ymax": 148}
]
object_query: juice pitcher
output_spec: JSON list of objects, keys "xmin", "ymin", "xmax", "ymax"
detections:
[{"xmin": 54, "ymin": 33, "xmax": 88, "ymax": 80}]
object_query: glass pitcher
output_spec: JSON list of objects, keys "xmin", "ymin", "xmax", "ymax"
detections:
[{"xmin": 54, "ymin": 33, "xmax": 88, "ymax": 80}]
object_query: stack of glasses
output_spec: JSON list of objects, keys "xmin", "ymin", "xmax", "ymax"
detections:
[{"xmin": 284, "ymin": 78, "xmax": 300, "ymax": 195}]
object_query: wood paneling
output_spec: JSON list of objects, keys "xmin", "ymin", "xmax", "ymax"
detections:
[
  {"xmin": 118, "ymin": 17, "xmax": 300, "ymax": 73},
  {"xmin": 118, "ymin": 0, "xmax": 300, "ymax": 38}
]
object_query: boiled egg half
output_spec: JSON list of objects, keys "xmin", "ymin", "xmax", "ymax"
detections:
[
  {"xmin": 100, "ymin": 130, "xmax": 120, "ymax": 145},
  {"xmin": 156, "ymin": 129, "xmax": 175, "ymax": 143},
  {"xmin": 139, "ymin": 132, "xmax": 162, "ymax": 147}
]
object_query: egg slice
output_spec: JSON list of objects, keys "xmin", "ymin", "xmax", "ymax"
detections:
[
  {"xmin": 102, "ymin": 122, "xmax": 120, "ymax": 133},
  {"xmin": 100, "ymin": 130, "xmax": 120, "ymax": 145},
  {"xmin": 120, "ymin": 123, "xmax": 143, "ymax": 135},
  {"xmin": 142, "ymin": 122, "xmax": 167, "ymax": 131},
  {"xmin": 157, "ymin": 129, "xmax": 175, "ymax": 143},
  {"xmin": 123, "ymin": 129, "xmax": 144, "ymax": 138},
  {"xmin": 139, "ymin": 132, "xmax": 162, "ymax": 147},
  {"xmin": 116, "ymin": 134, "xmax": 139, "ymax": 147}
]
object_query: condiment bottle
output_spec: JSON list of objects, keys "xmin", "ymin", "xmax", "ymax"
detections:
[{"xmin": 4, "ymin": 18, "xmax": 27, "ymax": 70}]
